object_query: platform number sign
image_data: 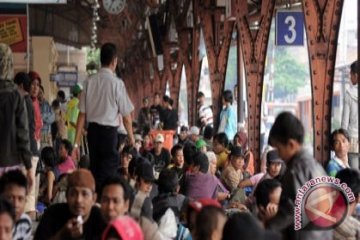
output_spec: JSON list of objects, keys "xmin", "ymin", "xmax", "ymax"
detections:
[{"xmin": 276, "ymin": 11, "xmax": 304, "ymax": 46}]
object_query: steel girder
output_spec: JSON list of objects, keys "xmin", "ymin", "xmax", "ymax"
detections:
[{"xmin": 302, "ymin": 0, "xmax": 344, "ymax": 163}]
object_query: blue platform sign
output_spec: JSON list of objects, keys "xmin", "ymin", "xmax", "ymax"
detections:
[{"xmin": 276, "ymin": 11, "xmax": 304, "ymax": 46}]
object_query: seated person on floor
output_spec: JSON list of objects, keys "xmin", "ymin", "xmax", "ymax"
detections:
[
  {"xmin": 0, "ymin": 170, "xmax": 31, "ymax": 240},
  {"xmin": 57, "ymin": 139, "xmax": 76, "ymax": 175},
  {"xmin": 221, "ymin": 146, "xmax": 247, "ymax": 204},
  {"xmin": 212, "ymin": 133, "xmax": 230, "ymax": 171},
  {"xmin": 185, "ymin": 152, "xmax": 229, "ymax": 201},
  {"xmin": 34, "ymin": 169, "xmax": 107, "ymax": 240},
  {"xmin": 168, "ymin": 144, "xmax": 186, "ymax": 192},
  {"xmin": 152, "ymin": 168, "xmax": 188, "ymax": 223},
  {"xmin": 326, "ymin": 128, "xmax": 351, "ymax": 177},
  {"xmin": 0, "ymin": 198, "xmax": 16, "ymax": 240},
  {"xmin": 239, "ymin": 149, "xmax": 284, "ymax": 191},
  {"xmin": 254, "ymin": 179, "xmax": 282, "ymax": 224},
  {"xmin": 100, "ymin": 176, "xmax": 132, "ymax": 223},
  {"xmin": 130, "ymin": 162, "xmax": 155, "ymax": 221}
]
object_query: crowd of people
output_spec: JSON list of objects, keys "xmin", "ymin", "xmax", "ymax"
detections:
[{"xmin": 0, "ymin": 41, "xmax": 359, "ymax": 240}]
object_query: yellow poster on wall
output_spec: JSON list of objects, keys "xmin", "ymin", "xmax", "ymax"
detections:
[{"xmin": 0, "ymin": 17, "xmax": 23, "ymax": 46}]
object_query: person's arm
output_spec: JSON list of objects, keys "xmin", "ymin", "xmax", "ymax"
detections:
[
  {"xmin": 16, "ymin": 96, "xmax": 33, "ymax": 190},
  {"xmin": 74, "ymin": 112, "xmax": 86, "ymax": 147},
  {"xmin": 123, "ymin": 114, "xmax": 135, "ymax": 146},
  {"xmin": 223, "ymin": 170, "xmax": 239, "ymax": 192},
  {"xmin": 46, "ymin": 171, "xmax": 55, "ymax": 203},
  {"xmin": 341, "ymin": 94, "xmax": 350, "ymax": 130},
  {"xmin": 238, "ymin": 178, "xmax": 253, "ymax": 188}
]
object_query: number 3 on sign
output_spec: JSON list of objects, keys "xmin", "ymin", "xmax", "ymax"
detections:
[
  {"xmin": 284, "ymin": 16, "xmax": 296, "ymax": 44},
  {"xmin": 276, "ymin": 11, "xmax": 304, "ymax": 46}
]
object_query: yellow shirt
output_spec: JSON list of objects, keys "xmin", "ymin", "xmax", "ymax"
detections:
[{"xmin": 216, "ymin": 150, "xmax": 229, "ymax": 170}]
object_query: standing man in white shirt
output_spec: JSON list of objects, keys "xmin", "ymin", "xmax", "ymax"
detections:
[
  {"xmin": 73, "ymin": 43, "xmax": 135, "ymax": 195},
  {"xmin": 341, "ymin": 60, "xmax": 358, "ymax": 170}
]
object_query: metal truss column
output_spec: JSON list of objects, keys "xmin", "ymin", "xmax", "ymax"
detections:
[
  {"xmin": 236, "ymin": 0, "xmax": 275, "ymax": 169},
  {"xmin": 302, "ymin": 0, "xmax": 344, "ymax": 163}
]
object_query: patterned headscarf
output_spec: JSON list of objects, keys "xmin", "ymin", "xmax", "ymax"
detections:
[{"xmin": 0, "ymin": 43, "xmax": 13, "ymax": 81}]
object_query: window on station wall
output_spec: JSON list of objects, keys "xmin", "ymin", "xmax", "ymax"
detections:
[
  {"xmin": 224, "ymin": 29, "xmax": 238, "ymax": 125},
  {"xmin": 332, "ymin": 0, "xmax": 358, "ymax": 133},
  {"xmin": 198, "ymin": 28, "xmax": 213, "ymax": 109},
  {"xmin": 178, "ymin": 65, "xmax": 189, "ymax": 127},
  {"xmin": 262, "ymin": 16, "xmax": 312, "ymax": 154}
]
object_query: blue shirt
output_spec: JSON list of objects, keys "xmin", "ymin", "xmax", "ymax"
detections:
[{"xmin": 219, "ymin": 105, "xmax": 237, "ymax": 140}]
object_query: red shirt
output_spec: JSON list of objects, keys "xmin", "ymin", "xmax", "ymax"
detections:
[{"xmin": 32, "ymin": 97, "xmax": 43, "ymax": 141}]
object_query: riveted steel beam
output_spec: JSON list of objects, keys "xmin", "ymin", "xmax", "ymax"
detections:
[
  {"xmin": 302, "ymin": 0, "xmax": 344, "ymax": 164},
  {"xmin": 199, "ymin": 0, "xmax": 235, "ymax": 128},
  {"xmin": 236, "ymin": 0, "xmax": 275, "ymax": 170}
]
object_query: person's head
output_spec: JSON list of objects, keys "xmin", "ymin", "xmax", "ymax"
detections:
[
  {"xmin": 336, "ymin": 169, "xmax": 360, "ymax": 215},
  {"xmin": 142, "ymin": 97, "xmax": 149, "ymax": 107},
  {"xmin": 233, "ymin": 133, "xmax": 241, "ymax": 147},
  {"xmin": 330, "ymin": 128, "xmax": 350, "ymax": 161},
  {"xmin": 51, "ymin": 99, "xmax": 60, "ymax": 110},
  {"xmin": 101, "ymin": 43, "xmax": 118, "ymax": 71},
  {"xmin": 213, "ymin": 133, "xmax": 229, "ymax": 154},
  {"xmin": 162, "ymin": 95, "xmax": 169, "ymax": 106},
  {"xmin": 197, "ymin": 92, "xmax": 205, "ymax": 104},
  {"xmin": 179, "ymin": 126, "xmax": 189, "ymax": 141},
  {"xmin": 101, "ymin": 176, "xmax": 131, "ymax": 222},
  {"xmin": 0, "ymin": 170, "xmax": 27, "ymax": 221},
  {"xmin": 101, "ymin": 216, "xmax": 144, "ymax": 240},
  {"xmin": 41, "ymin": 146, "xmax": 57, "ymax": 169},
  {"xmin": 195, "ymin": 206, "xmax": 226, "ymax": 240},
  {"xmin": 120, "ymin": 146, "xmax": 136, "ymax": 168},
  {"xmin": 57, "ymin": 90, "xmax": 65, "ymax": 102},
  {"xmin": 59, "ymin": 139, "xmax": 72, "ymax": 160},
  {"xmin": 183, "ymin": 143, "xmax": 197, "ymax": 166},
  {"xmin": 268, "ymin": 112, "xmax": 304, "ymax": 162},
  {"xmin": 157, "ymin": 168, "xmax": 179, "ymax": 194},
  {"xmin": 350, "ymin": 60, "xmax": 358, "ymax": 85},
  {"xmin": 171, "ymin": 144, "xmax": 184, "ymax": 167},
  {"xmin": 136, "ymin": 162, "xmax": 155, "ymax": 194},
  {"xmin": 192, "ymin": 152, "xmax": 209, "ymax": 173},
  {"xmin": 66, "ymin": 169, "xmax": 97, "ymax": 221},
  {"xmin": 187, "ymin": 198, "xmax": 221, "ymax": 233},
  {"xmin": 266, "ymin": 150, "xmax": 283, "ymax": 178},
  {"xmin": 153, "ymin": 133, "xmax": 164, "ymax": 153},
  {"xmin": 143, "ymin": 134, "xmax": 151, "ymax": 147},
  {"xmin": 0, "ymin": 43, "xmax": 13, "ymax": 81},
  {"xmin": 196, "ymin": 139, "xmax": 207, "ymax": 153},
  {"xmin": 71, "ymin": 84, "xmax": 82, "ymax": 98},
  {"xmin": 14, "ymin": 72, "xmax": 31, "ymax": 94},
  {"xmin": 189, "ymin": 126, "xmax": 200, "ymax": 142},
  {"xmin": 154, "ymin": 92, "xmax": 161, "ymax": 105},
  {"xmin": 0, "ymin": 198, "xmax": 15, "ymax": 240},
  {"xmin": 254, "ymin": 179, "xmax": 282, "ymax": 214},
  {"xmin": 222, "ymin": 90, "xmax": 233, "ymax": 105},
  {"xmin": 205, "ymin": 151, "xmax": 217, "ymax": 175},
  {"xmin": 28, "ymin": 71, "xmax": 41, "ymax": 98},
  {"xmin": 222, "ymin": 212, "xmax": 281, "ymax": 240},
  {"xmin": 229, "ymin": 146, "xmax": 245, "ymax": 171},
  {"xmin": 203, "ymin": 125, "xmax": 213, "ymax": 141}
]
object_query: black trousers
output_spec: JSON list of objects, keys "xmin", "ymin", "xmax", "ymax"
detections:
[{"xmin": 87, "ymin": 122, "xmax": 119, "ymax": 195}]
